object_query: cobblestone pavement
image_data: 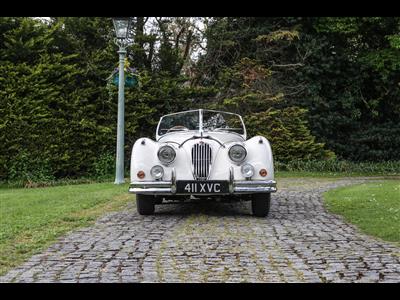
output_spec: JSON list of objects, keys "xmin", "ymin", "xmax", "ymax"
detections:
[{"xmin": 1, "ymin": 178, "xmax": 399, "ymax": 283}]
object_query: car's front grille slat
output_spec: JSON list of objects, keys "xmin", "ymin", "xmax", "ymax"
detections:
[
  {"xmin": 192, "ymin": 142, "xmax": 212, "ymax": 180},
  {"xmin": 199, "ymin": 144, "xmax": 202, "ymax": 178}
]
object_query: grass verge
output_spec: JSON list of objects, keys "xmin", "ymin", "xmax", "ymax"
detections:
[
  {"xmin": 0, "ymin": 182, "xmax": 132, "ymax": 276},
  {"xmin": 323, "ymin": 180, "xmax": 400, "ymax": 244},
  {"xmin": 274, "ymin": 171, "xmax": 394, "ymax": 178}
]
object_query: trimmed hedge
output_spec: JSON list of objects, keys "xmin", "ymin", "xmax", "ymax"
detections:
[{"xmin": 276, "ymin": 159, "xmax": 400, "ymax": 175}]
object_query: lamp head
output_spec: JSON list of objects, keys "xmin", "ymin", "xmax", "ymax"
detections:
[{"xmin": 112, "ymin": 17, "xmax": 132, "ymax": 39}]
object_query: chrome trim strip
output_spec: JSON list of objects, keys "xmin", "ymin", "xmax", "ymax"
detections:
[
  {"xmin": 129, "ymin": 187, "xmax": 172, "ymax": 194},
  {"xmin": 235, "ymin": 180, "xmax": 276, "ymax": 186},
  {"xmin": 171, "ymin": 167, "xmax": 176, "ymax": 193},
  {"xmin": 200, "ymin": 143, "xmax": 202, "ymax": 178},
  {"xmin": 234, "ymin": 186, "xmax": 277, "ymax": 193},
  {"xmin": 130, "ymin": 181, "xmax": 171, "ymax": 187},
  {"xmin": 178, "ymin": 134, "xmax": 226, "ymax": 148},
  {"xmin": 199, "ymin": 108, "xmax": 203, "ymax": 133},
  {"xmin": 229, "ymin": 166, "xmax": 234, "ymax": 193}
]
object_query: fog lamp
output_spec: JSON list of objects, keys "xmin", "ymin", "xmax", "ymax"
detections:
[
  {"xmin": 150, "ymin": 165, "xmax": 164, "ymax": 180},
  {"xmin": 241, "ymin": 163, "xmax": 254, "ymax": 178}
]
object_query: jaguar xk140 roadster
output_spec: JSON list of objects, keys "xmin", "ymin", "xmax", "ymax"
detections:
[{"xmin": 129, "ymin": 109, "xmax": 277, "ymax": 217}]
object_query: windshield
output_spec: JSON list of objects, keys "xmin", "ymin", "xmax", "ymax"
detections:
[
  {"xmin": 157, "ymin": 110, "xmax": 245, "ymax": 138},
  {"xmin": 202, "ymin": 110, "xmax": 245, "ymax": 135},
  {"xmin": 157, "ymin": 110, "xmax": 199, "ymax": 136}
]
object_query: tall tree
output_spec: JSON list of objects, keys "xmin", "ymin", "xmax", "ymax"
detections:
[{"xmin": 195, "ymin": 17, "xmax": 400, "ymax": 161}]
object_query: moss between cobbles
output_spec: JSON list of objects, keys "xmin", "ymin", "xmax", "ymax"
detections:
[
  {"xmin": 161, "ymin": 212, "xmax": 263, "ymax": 282},
  {"xmin": 155, "ymin": 240, "xmax": 166, "ymax": 282}
]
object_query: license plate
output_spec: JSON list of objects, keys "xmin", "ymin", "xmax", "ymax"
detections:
[{"xmin": 176, "ymin": 181, "xmax": 229, "ymax": 194}]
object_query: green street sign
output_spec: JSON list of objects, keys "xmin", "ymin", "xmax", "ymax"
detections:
[{"xmin": 113, "ymin": 74, "xmax": 138, "ymax": 87}]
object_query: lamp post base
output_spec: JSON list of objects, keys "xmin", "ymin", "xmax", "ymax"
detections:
[{"xmin": 114, "ymin": 178, "xmax": 125, "ymax": 185}]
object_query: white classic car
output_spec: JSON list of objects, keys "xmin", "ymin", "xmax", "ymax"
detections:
[{"xmin": 129, "ymin": 109, "xmax": 277, "ymax": 217}]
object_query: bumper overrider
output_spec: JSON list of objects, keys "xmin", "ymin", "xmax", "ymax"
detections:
[{"xmin": 128, "ymin": 167, "xmax": 277, "ymax": 195}]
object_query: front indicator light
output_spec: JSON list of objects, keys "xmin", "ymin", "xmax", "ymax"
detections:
[
  {"xmin": 137, "ymin": 170, "xmax": 145, "ymax": 179},
  {"xmin": 259, "ymin": 169, "xmax": 268, "ymax": 177}
]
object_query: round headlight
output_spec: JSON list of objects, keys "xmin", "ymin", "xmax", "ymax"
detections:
[
  {"xmin": 241, "ymin": 163, "xmax": 254, "ymax": 178},
  {"xmin": 228, "ymin": 144, "xmax": 247, "ymax": 163},
  {"xmin": 150, "ymin": 165, "xmax": 164, "ymax": 180},
  {"xmin": 157, "ymin": 145, "xmax": 176, "ymax": 164}
]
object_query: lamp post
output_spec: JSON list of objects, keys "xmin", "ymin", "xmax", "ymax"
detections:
[{"xmin": 112, "ymin": 17, "xmax": 132, "ymax": 184}]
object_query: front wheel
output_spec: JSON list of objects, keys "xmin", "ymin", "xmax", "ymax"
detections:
[
  {"xmin": 251, "ymin": 193, "xmax": 271, "ymax": 217},
  {"xmin": 136, "ymin": 194, "xmax": 155, "ymax": 215}
]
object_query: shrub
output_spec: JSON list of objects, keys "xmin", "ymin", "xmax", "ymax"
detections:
[
  {"xmin": 275, "ymin": 159, "xmax": 400, "ymax": 175},
  {"xmin": 244, "ymin": 109, "xmax": 335, "ymax": 162},
  {"xmin": 8, "ymin": 150, "xmax": 55, "ymax": 184},
  {"xmin": 90, "ymin": 152, "xmax": 115, "ymax": 179}
]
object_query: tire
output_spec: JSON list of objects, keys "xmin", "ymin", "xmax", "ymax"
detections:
[
  {"xmin": 136, "ymin": 194, "xmax": 155, "ymax": 215},
  {"xmin": 251, "ymin": 193, "xmax": 271, "ymax": 217}
]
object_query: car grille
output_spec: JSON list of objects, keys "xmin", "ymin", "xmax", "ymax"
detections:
[{"xmin": 191, "ymin": 142, "xmax": 212, "ymax": 180}]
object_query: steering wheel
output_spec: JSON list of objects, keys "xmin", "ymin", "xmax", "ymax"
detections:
[{"xmin": 167, "ymin": 125, "xmax": 189, "ymax": 133}]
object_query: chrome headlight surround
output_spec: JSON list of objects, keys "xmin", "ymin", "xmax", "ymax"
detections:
[
  {"xmin": 157, "ymin": 145, "xmax": 176, "ymax": 165},
  {"xmin": 228, "ymin": 144, "xmax": 247, "ymax": 163},
  {"xmin": 150, "ymin": 165, "xmax": 164, "ymax": 180}
]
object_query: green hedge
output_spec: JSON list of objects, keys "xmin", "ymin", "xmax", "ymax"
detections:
[
  {"xmin": 244, "ymin": 108, "xmax": 335, "ymax": 162},
  {"xmin": 276, "ymin": 159, "xmax": 400, "ymax": 175}
]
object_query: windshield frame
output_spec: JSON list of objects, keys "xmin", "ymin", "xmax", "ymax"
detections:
[{"xmin": 156, "ymin": 109, "xmax": 246, "ymax": 140}]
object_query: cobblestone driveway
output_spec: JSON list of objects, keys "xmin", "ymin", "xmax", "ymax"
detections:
[{"xmin": 1, "ymin": 178, "xmax": 399, "ymax": 283}]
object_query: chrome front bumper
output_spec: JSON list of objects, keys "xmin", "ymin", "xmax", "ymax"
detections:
[{"xmin": 128, "ymin": 167, "xmax": 277, "ymax": 195}]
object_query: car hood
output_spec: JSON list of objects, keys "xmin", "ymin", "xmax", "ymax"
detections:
[{"xmin": 157, "ymin": 131, "xmax": 245, "ymax": 178}]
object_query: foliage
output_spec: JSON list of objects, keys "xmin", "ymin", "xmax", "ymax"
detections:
[
  {"xmin": 0, "ymin": 17, "xmax": 116, "ymax": 180},
  {"xmin": 204, "ymin": 57, "xmax": 334, "ymax": 161},
  {"xmin": 1, "ymin": 17, "xmax": 400, "ymax": 182},
  {"xmin": 195, "ymin": 17, "xmax": 400, "ymax": 161},
  {"xmin": 294, "ymin": 17, "xmax": 400, "ymax": 161},
  {"xmin": 89, "ymin": 152, "xmax": 115, "ymax": 179},
  {"xmin": 244, "ymin": 109, "xmax": 334, "ymax": 162},
  {"xmin": 7, "ymin": 150, "xmax": 55, "ymax": 184},
  {"xmin": 276, "ymin": 159, "xmax": 400, "ymax": 175},
  {"xmin": 0, "ymin": 17, "xmax": 207, "ymax": 181}
]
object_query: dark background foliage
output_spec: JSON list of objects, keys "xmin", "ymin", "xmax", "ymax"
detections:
[
  {"xmin": 196, "ymin": 17, "xmax": 400, "ymax": 162},
  {"xmin": 0, "ymin": 17, "xmax": 399, "ymax": 182}
]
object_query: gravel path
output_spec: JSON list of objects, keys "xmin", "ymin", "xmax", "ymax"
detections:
[{"xmin": 1, "ymin": 178, "xmax": 399, "ymax": 283}]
